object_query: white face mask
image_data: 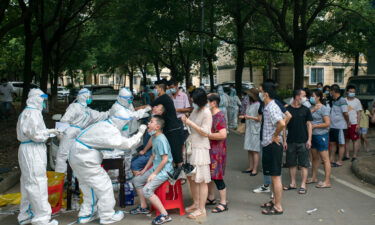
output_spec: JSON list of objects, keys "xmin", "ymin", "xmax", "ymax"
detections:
[
  {"xmin": 301, "ymin": 97, "xmax": 307, "ymax": 103},
  {"xmin": 259, "ymin": 92, "xmax": 264, "ymax": 101},
  {"xmin": 193, "ymin": 103, "xmax": 199, "ymax": 110}
]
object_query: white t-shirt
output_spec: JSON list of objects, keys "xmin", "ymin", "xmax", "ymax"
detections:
[
  {"xmin": 346, "ymin": 97, "xmax": 362, "ymax": 125},
  {"xmin": 0, "ymin": 83, "xmax": 15, "ymax": 102}
]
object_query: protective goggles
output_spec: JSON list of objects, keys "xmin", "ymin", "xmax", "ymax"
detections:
[
  {"xmin": 78, "ymin": 90, "xmax": 92, "ymax": 96},
  {"xmin": 119, "ymin": 95, "xmax": 134, "ymax": 101}
]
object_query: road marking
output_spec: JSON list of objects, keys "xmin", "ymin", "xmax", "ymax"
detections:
[{"xmin": 318, "ymin": 169, "xmax": 375, "ymax": 199}]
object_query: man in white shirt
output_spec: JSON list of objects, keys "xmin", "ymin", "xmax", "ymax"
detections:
[
  {"xmin": 344, "ymin": 85, "xmax": 362, "ymax": 161},
  {"xmin": 0, "ymin": 78, "xmax": 15, "ymax": 120}
]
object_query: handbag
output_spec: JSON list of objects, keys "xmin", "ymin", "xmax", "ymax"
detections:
[
  {"xmin": 182, "ymin": 127, "xmax": 196, "ymax": 176},
  {"xmin": 185, "ymin": 127, "xmax": 192, "ymax": 155}
]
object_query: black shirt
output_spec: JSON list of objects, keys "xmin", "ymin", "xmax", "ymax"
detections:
[
  {"xmin": 286, "ymin": 105, "xmax": 313, "ymax": 143},
  {"xmin": 151, "ymin": 94, "xmax": 182, "ymax": 132}
]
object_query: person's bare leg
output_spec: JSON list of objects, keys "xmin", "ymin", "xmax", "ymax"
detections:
[
  {"xmin": 135, "ymin": 188, "xmax": 148, "ymax": 209},
  {"xmin": 300, "ymin": 167, "xmax": 308, "ymax": 189},
  {"xmin": 329, "ymin": 142, "xmax": 337, "ymax": 163},
  {"xmin": 207, "ymin": 182, "xmax": 215, "ymax": 201},
  {"xmin": 149, "ymin": 194, "xmax": 167, "ymax": 215},
  {"xmin": 289, "ymin": 166, "xmax": 297, "ymax": 187},
  {"xmin": 186, "ymin": 177, "xmax": 198, "ymax": 210},
  {"xmin": 252, "ymin": 152, "xmax": 259, "ymax": 174},
  {"xmin": 353, "ymin": 139, "xmax": 360, "ymax": 158},
  {"xmin": 362, "ymin": 134, "xmax": 369, "ymax": 152},
  {"xmin": 320, "ymin": 151, "xmax": 331, "ymax": 186},
  {"xmin": 345, "ymin": 139, "xmax": 350, "ymax": 158},
  {"xmin": 309, "ymin": 149, "xmax": 319, "ymax": 182},
  {"xmin": 337, "ymin": 144, "xmax": 345, "ymax": 165},
  {"xmin": 218, "ymin": 188, "xmax": 227, "ymax": 205},
  {"xmin": 271, "ymin": 176, "xmax": 283, "ymax": 211},
  {"xmin": 191, "ymin": 182, "xmax": 208, "ymax": 216},
  {"xmin": 248, "ymin": 151, "xmax": 253, "ymax": 171}
]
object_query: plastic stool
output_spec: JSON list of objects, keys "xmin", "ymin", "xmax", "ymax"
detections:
[
  {"xmin": 48, "ymin": 179, "xmax": 65, "ymax": 214},
  {"xmin": 151, "ymin": 180, "xmax": 185, "ymax": 216}
]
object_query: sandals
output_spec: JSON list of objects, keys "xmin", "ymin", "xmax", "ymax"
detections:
[
  {"xmin": 306, "ymin": 179, "xmax": 318, "ymax": 184},
  {"xmin": 331, "ymin": 162, "xmax": 342, "ymax": 167},
  {"xmin": 187, "ymin": 209, "xmax": 206, "ymax": 219},
  {"xmin": 283, "ymin": 185, "xmax": 297, "ymax": 191},
  {"xmin": 260, "ymin": 201, "xmax": 274, "ymax": 209},
  {"xmin": 316, "ymin": 182, "xmax": 331, "ymax": 189},
  {"xmin": 298, "ymin": 187, "xmax": 307, "ymax": 194},
  {"xmin": 185, "ymin": 206, "xmax": 198, "ymax": 213},
  {"xmin": 262, "ymin": 206, "xmax": 283, "ymax": 215},
  {"xmin": 212, "ymin": 203, "xmax": 228, "ymax": 213},
  {"xmin": 250, "ymin": 172, "xmax": 258, "ymax": 177},
  {"xmin": 241, "ymin": 170, "xmax": 253, "ymax": 174},
  {"xmin": 205, "ymin": 198, "xmax": 217, "ymax": 206}
]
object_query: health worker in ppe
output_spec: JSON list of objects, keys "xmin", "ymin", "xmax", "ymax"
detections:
[
  {"xmin": 69, "ymin": 108, "xmax": 147, "ymax": 224},
  {"xmin": 228, "ymin": 87, "xmax": 241, "ymax": 129},
  {"xmin": 17, "ymin": 89, "xmax": 60, "ymax": 225},
  {"xmin": 54, "ymin": 88, "xmax": 109, "ymax": 173},
  {"xmin": 217, "ymin": 85, "xmax": 230, "ymax": 128}
]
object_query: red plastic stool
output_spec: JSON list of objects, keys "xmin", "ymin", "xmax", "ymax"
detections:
[
  {"xmin": 151, "ymin": 180, "xmax": 185, "ymax": 216},
  {"xmin": 48, "ymin": 182, "xmax": 64, "ymax": 214}
]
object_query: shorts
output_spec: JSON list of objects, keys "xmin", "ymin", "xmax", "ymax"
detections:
[
  {"xmin": 262, "ymin": 143, "xmax": 283, "ymax": 176},
  {"xmin": 346, "ymin": 125, "xmax": 360, "ymax": 140},
  {"xmin": 132, "ymin": 169, "xmax": 166, "ymax": 198},
  {"xmin": 329, "ymin": 128, "xmax": 346, "ymax": 145},
  {"xmin": 359, "ymin": 128, "xmax": 368, "ymax": 134},
  {"xmin": 165, "ymin": 127, "xmax": 184, "ymax": 164},
  {"xmin": 311, "ymin": 134, "xmax": 329, "ymax": 152},
  {"xmin": 130, "ymin": 151, "xmax": 152, "ymax": 171},
  {"xmin": 286, "ymin": 142, "xmax": 310, "ymax": 168}
]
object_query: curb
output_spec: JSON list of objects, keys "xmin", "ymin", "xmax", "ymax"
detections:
[
  {"xmin": 0, "ymin": 170, "xmax": 20, "ymax": 194},
  {"xmin": 351, "ymin": 158, "xmax": 375, "ymax": 186}
]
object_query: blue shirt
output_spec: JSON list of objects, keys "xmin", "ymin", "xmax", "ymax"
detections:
[{"xmin": 151, "ymin": 133, "xmax": 174, "ymax": 180}]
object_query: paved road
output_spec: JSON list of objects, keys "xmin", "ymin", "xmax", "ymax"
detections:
[{"xmin": 1, "ymin": 133, "xmax": 375, "ymax": 225}]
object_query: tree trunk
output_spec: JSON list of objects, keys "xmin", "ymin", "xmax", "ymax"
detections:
[
  {"xmin": 153, "ymin": 60, "xmax": 160, "ymax": 81},
  {"xmin": 129, "ymin": 70, "xmax": 134, "ymax": 93},
  {"xmin": 293, "ymin": 49, "xmax": 305, "ymax": 89},
  {"xmin": 207, "ymin": 55, "xmax": 214, "ymax": 91},
  {"xmin": 40, "ymin": 46, "xmax": 50, "ymax": 93},
  {"xmin": 184, "ymin": 65, "xmax": 190, "ymax": 89},
  {"xmin": 234, "ymin": 22, "xmax": 245, "ymax": 95},
  {"xmin": 354, "ymin": 52, "xmax": 359, "ymax": 76},
  {"xmin": 21, "ymin": 15, "xmax": 34, "ymax": 109}
]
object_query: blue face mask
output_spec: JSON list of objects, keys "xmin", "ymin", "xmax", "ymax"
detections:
[
  {"xmin": 166, "ymin": 89, "xmax": 172, "ymax": 95},
  {"xmin": 348, "ymin": 92, "xmax": 355, "ymax": 98},
  {"xmin": 153, "ymin": 89, "xmax": 158, "ymax": 96},
  {"xmin": 86, "ymin": 98, "xmax": 92, "ymax": 105},
  {"xmin": 42, "ymin": 101, "xmax": 47, "ymax": 109},
  {"xmin": 309, "ymin": 97, "xmax": 316, "ymax": 105},
  {"xmin": 122, "ymin": 124, "xmax": 129, "ymax": 131},
  {"xmin": 318, "ymin": 88, "xmax": 323, "ymax": 91},
  {"xmin": 324, "ymin": 91, "xmax": 329, "ymax": 95},
  {"xmin": 148, "ymin": 130, "xmax": 156, "ymax": 136}
]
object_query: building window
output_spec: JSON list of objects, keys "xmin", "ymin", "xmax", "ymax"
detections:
[
  {"xmin": 310, "ymin": 68, "xmax": 324, "ymax": 84},
  {"xmin": 100, "ymin": 76, "xmax": 109, "ymax": 85},
  {"xmin": 334, "ymin": 68, "xmax": 344, "ymax": 84}
]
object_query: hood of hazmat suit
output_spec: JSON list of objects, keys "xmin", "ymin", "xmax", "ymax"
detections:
[{"xmin": 17, "ymin": 89, "xmax": 58, "ymax": 225}]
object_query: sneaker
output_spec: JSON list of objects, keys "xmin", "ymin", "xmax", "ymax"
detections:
[
  {"xmin": 19, "ymin": 216, "xmax": 33, "ymax": 225},
  {"xmin": 152, "ymin": 214, "xmax": 172, "ymax": 225},
  {"xmin": 77, "ymin": 212, "xmax": 98, "ymax": 224},
  {"xmin": 253, "ymin": 185, "xmax": 271, "ymax": 193},
  {"xmin": 100, "ymin": 211, "xmax": 124, "ymax": 224},
  {"xmin": 130, "ymin": 205, "xmax": 150, "ymax": 215}
]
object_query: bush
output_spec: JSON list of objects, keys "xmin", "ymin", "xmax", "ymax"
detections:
[{"xmin": 277, "ymin": 89, "xmax": 293, "ymax": 100}]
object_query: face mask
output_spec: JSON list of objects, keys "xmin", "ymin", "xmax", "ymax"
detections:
[
  {"xmin": 42, "ymin": 101, "xmax": 47, "ymax": 109},
  {"xmin": 193, "ymin": 103, "xmax": 199, "ymax": 110},
  {"xmin": 348, "ymin": 93, "xmax": 355, "ymax": 98},
  {"xmin": 166, "ymin": 89, "xmax": 172, "ymax": 95},
  {"xmin": 301, "ymin": 97, "xmax": 307, "ymax": 103},
  {"xmin": 259, "ymin": 93, "xmax": 264, "ymax": 101},
  {"xmin": 318, "ymin": 88, "xmax": 323, "ymax": 91},
  {"xmin": 128, "ymin": 99, "xmax": 133, "ymax": 104},
  {"xmin": 154, "ymin": 89, "xmax": 159, "ymax": 96},
  {"xmin": 86, "ymin": 98, "xmax": 92, "ymax": 105},
  {"xmin": 170, "ymin": 88, "xmax": 177, "ymax": 94},
  {"xmin": 309, "ymin": 97, "xmax": 316, "ymax": 105},
  {"xmin": 324, "ymin": 91, "xmax": 329, "ymax": 95},
  {"xmin": 122, "ymin": 124, "xmax": 129, "ymax": 131},
  {"xmin": 148, "ymin": 130, "xmax": 156, "ymax": 136}
]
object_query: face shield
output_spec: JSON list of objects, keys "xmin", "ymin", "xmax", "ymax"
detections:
[
  {"xmin": 77, "ymin": 88, "xmax": 92, "ymax": 105},
  {"xmin": 40, "ymin": 93, "xmax": 49, "ymax": 112},
  {"xmin": 111, "ymin": 115, "xmax": 133, "ymax": 131}
]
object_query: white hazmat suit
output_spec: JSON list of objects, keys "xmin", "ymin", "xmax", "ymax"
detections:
[
  {"xmin": 54, "ymin": 88, "xmax": 109, "ymax": 173},
  {"xmin": 17, "ymin": 89, "xmax": 59, "ymax": 225},
  {"xmin": 69, "ymin": 107, "xmax": 147, "ymax": 224},
  {"xmin": 228, "ymin": 88, "xmax": 241, "ymax": 129},
  {"xmin": 217, "ymin": 86, "xmax": 230, "ymax": 128}
]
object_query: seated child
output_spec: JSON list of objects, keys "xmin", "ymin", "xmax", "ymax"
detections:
[
  {"xmin": 131, "ymin": 115, "xmax": 174, "ymax": 225},
  {"xmin": 131, "ymin": 104, "xmax": 165, "ymax": 175}
]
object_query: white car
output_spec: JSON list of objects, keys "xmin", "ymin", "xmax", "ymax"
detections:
[
  {"xmin": 8, "ymin": 81, "xmax": 39, "ymax": 98},
  {"xmin": 57, "ymin": 87, "xmax": 70, "ymax": 99}
]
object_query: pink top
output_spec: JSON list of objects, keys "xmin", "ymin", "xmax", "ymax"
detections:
[{"xmin": 172, "ymin": 90, "xmax": 191, "ymax": 118}]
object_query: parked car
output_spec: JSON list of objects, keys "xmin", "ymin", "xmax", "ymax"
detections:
[
  {"xmin": 57, "ymin": 86, "xmax": 70, "ymax": 99},
  {"xmin": 215, "ymin": 81, "xmax": 254, "ymax": 94},
  {"xmin": 49, "ymin": 85, "xmax": 118, "ymax": 170},
  {"xmin": 9, "ymin": 81, "xmax": 39, "ymax": 98},
  {"xmin": 346, "ymin": 75, "xmax": 375, "ymax": 111}
]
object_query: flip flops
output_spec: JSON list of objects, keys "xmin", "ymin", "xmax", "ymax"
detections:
[{"xmin": 283, "ymin": 185, "xmax": 297, "ymax": 191}]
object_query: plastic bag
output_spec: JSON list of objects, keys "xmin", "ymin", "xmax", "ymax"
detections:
[
  {"xmin": 0, "ymin": 193, "xmax": 21, "ymax": 207},
  {"xmin": 47, "ymin": 171, "xmax": 65, "ymax": 208}
]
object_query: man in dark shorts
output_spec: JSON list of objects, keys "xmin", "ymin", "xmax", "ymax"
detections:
[
  {"xmin": 259, "ymin": 82, "xmax": 286, "ymax": 215},
  {"xmin": 284, "ymin": 89, "xmax": 313, "ymax": 195},
  {"xmin": 147, "ymin": 79, "xmax": 184, "ymax": 179}
]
